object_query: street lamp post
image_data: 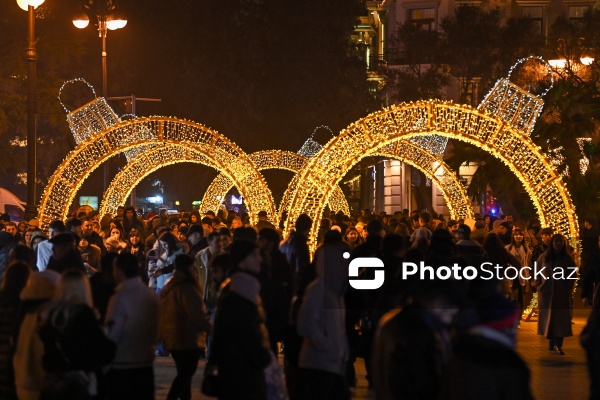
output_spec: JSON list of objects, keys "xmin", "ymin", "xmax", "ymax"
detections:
[
  {"xmin": 73, "ymin": 0, "xmax": 126, "ymax": 191},
  {"xmin": 16, "ymin": 0, "xmax": 45, "ymax": 220}
]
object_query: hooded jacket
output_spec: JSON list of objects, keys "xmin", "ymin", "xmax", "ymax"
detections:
[{"xmin": 297, "ymin": 242, "xmax": 349, "ymax": 376}]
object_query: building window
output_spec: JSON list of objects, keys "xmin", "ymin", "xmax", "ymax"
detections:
[
  {"xmin": 522, "ymin": 6, "xmax": 543, "ymax": 36},
  {"xmin": 409, "ymin": 8, "xmax": 436, "ymax": 31},
  {"xmin": 569, "ymin": 5, "xmax": 590, "ymax": 21},
  {"xmin": 460, "ymin": 78, "xmax": 480, "ymax": 107}
]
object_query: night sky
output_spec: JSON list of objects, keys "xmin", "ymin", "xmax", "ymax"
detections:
[{"xmin": 0, "ymin": 0, "xmax": 374, "ymax": 210}]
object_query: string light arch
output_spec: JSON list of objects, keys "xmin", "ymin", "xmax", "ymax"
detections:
[
  {"xmin": 99, "ymin": 144, "xmax": 221, "ymax": 219},
  {"xmin": 38, "ymin": 117, "xmax": 276, "ymax": 229},
  {"xmin": 201, "ymin": 150, "xmax": 350, "ymax": 220},
  {"xmin": 284, "ymin": 100, "xmax": 579, "ymax": 253},
  {"xmin": 278, "ymin": 139, "xmax": 473, "ymax": 223}
]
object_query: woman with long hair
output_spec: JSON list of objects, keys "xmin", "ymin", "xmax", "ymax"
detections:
[
  {"xmin": 151, "ymin": 232, "xmax": 184, "ymax": 292},
  {"xmin": 229, "ymin": 216, "xmax": 243, "ymax": 232},
  {"xmin": 506, "ymin": 228, "xmax": 533, "ymax": 309},
  {"xmin": 124, "ymin": 228, "xmax": 147, "ymax": 285},
  {"xmin": 534, "ymin": 234, "xmax": 575, "ymax": 355},
  {"xmin": 105, "ymin": 226, "xmax": 127, "ymax": 254},
  {"xmin": 343, "ymin": 226, "xmax": 364, "ymax": 250}
]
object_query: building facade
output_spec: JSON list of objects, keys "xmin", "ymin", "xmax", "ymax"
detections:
[{"xmin": 347, "ymin": 0, "xmax": 595, "ymax": 217}]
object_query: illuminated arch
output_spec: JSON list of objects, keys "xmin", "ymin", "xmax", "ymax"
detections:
[
  {"xmin": 284, "ymin": 100, "xmax": 579, "ymax": 252},
  {"xmin": 38, "ymin": 117, "xmax": 276, "ymax": 229},
  {"xmin": 201, "ymin": 150, "xmax": 350, "ymax": 218},
  {"xmin": 99, "ymin": 144, "xmax": 224, "ymax": 218},
  {"xmin": 279, "ymin": 140, "xmax": 473, "ymax": 222}
]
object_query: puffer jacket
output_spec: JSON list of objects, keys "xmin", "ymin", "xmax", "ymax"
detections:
[
  {"xmin": 159, "ymin": 270, "xmax": 211, "ymax": 350},
  {"xmin": 297, "ymin": 242, "xmax": 350, "ymax": 376}
]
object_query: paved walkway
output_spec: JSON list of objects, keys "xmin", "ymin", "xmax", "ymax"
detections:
[{"xmin": 154, "ymin": 297, "xmax": 592, "ymax": 399}]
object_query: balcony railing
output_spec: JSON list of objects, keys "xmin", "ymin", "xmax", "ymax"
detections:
[{"xmin": 368, "ymin": 49, "xmax": 441, "ymax": 70}]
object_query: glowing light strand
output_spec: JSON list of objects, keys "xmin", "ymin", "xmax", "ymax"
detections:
[
  {"xmin": 38, "ymin": 117, "xmax": 276, "ymax": 229},
  {"xmin": 283, "ymin": 100, "xmax": 579, "ymax": 259}
]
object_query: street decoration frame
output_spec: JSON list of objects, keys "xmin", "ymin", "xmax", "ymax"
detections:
[
  {"xmin": 283, "ymin": 100, "xmax": 579, "ymax": 253},
  {"xmin": 200, "ymin": 150, "xmax": 350, "ymax": 219},
  {"xmin": 278, "ymin": 140, "xmax": 473, "ymax": 223},
  {"xmin": 38, "ymin": 117, "xmax": 276, "ymax": 229}
]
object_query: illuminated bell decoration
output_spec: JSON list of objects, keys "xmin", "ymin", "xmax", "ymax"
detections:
[
  {"xmin": 58, "ymin": 79, "xmax": 156, "ymax": 162},
  {"xmin": 478, "ymin": 56, "xmax": 552, "ymax": 136},
  {"xmin": 297, "ymin": 125, "xmax": 334, "ymax": 158},
  {"xmin": 59, "ymin": 79, "xmax": 120, "ymax": 144}
]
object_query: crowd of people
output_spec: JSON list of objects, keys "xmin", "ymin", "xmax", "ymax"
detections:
[{"xmin": 0, "ymin": 205, "xmax": 597, "ymax": 399}]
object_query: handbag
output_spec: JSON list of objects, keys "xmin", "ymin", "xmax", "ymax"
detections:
[
  {"xmin": 264, "ymin": 351, "xmax": 288, "ymax": 400},
  {"xmin": 201, "ymin": 363, "xmax": 220, "ymax": 397}
]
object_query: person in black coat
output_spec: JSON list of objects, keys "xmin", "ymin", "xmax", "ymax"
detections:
[
  {"xmin": 45, "ymin": 233, "xmax": 86, "ymax": 274},
  {"xmin": 257, "ymin": 228, "xmax": 294, "ymax": 354},
  {"xmin": 210, "ymin": 241, "xmax": 271, "ymax": 400},
  {"xmin": 441, "ymin": 294, "xmax": 533, "ymax": 400},
  {"xmin": 279, "ymin": 214, "xmax": 313, "ymax": 400},
  {"xmin": 0, "ymin": 262, "xmax": 30, "ymax": 400},
  {"xmin": 372, "ymin": 279, "xmax": 464, "ymax": 400},
  {"xmin": 122, "ymin": 206, "xmax": 144, "ymax": 240}
]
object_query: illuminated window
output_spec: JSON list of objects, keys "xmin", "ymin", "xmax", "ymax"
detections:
[
  {"xmin": 409, "ymin": 8, "xmax": 436, "ymax": 30},
  {"xmin": 569, "ymin": 5, "xmax": 589, "ymax": 20}
]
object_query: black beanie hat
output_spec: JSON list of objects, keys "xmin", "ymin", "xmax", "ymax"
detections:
[
  {"xmin": 230, "ymin": 240, "xmax": 257, "ymax": 267},
  {"xmin": 295, "ymin": 214, "xmax": 312, "ymax": 232}
]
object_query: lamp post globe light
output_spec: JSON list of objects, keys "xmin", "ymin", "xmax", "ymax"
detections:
[
  {"xmin": 72, "ymin": 0, "xmax": 127, "ymax": 98},
  {"xmin": 73, "ymin": 0, "xmax": 126, "ymax": 191},
  {"xmin": 17, "ymin": 0, "xmax": 45, "ymax": 220}
]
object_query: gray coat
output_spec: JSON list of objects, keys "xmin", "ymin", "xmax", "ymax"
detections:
[
  {"xmin": 297, "ymin": 242, "xmax": 349, "ymax": 376},
  {"xmin": 535, "ymin": 253, "xmax": 575, "ymax": 338}
]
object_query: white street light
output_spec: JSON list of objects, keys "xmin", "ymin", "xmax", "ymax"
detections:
[{"xmin": 17, "ymin": 0, "xmax": 44, "ymax": 11}]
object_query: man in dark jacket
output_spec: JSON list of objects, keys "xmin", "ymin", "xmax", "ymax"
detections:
[
  {"xmin": 81, "ymin": 217, "xmax": 105, "ymax": 255},
  {"xmin": 187, "ymin": 225, "xmax": 207, "ymax": 258},
  {"xmin": 46, "ymin": 233, "xmax": 86, "ymax": 274},
  {"xmin": 582, "ymin": 217, "xmax": 599, "ymax": 265},
  {"xmin": 279, "ymin": 213, "xmax": 313, "ymax": 400},
  {"xmin": 254, "ymin": 210, "xmax": 276, "ymax": 232},
  {"xmin": 373, "ymin": 279, "xmax": 463, "ymax": 400},
  {"xmin": 257, "ymin": 228, "xmax": 294, "ymax": 353},
  {"xmin": 455, "ymin": 224, "xmax": 488, "ymax": 267},
  {"xmin": 280, "ymin": 214, "xmax": 313, "ymax": 294},
  {"xmin": 441, "ymin": 294, "xmax": 533, "ymax": 400},
  {"xmin": 347, "ymin": 219, "xmax": 384, "ymax": 387}
]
